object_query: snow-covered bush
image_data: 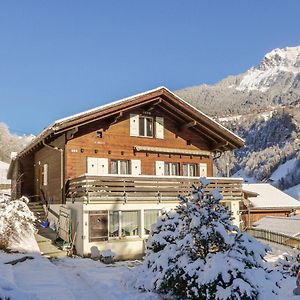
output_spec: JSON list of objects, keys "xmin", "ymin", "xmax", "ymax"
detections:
[
  {"xmin": 275, "ymin": 253, "xmax": 300, "ymax": 277},
  {"xmin": 136, "ymin": 179, "xmax": 282, "ymax": 299},
  {"xmin": 0, "ymin": 194, "xmax": 36, "ymax": 250}
]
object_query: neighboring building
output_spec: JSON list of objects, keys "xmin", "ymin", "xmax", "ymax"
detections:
[
  {"xmin": 253, "ymin": 215, "xmax": 300, "ymax": 238},
  {"xmin": 8, "ymin": 86, "xmax": 244, "ymax": 259},
  {"xmin": 241, "ymin": 183, "xmax": 300, "ymax": 229}
]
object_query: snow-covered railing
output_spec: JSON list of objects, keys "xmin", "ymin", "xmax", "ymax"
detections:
[
  {"xmin": 247, "ymin": 228, "xmax": 300, "ymax": 250},
  {"xmin": 67, "ymin": 175, "xmax": 243, "ymax": 203}
]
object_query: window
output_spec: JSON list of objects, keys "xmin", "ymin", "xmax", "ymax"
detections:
[
  {"xmin": 111, "ymin": 160, "xmax": 130, "ymax": 175},
  {"xmin": 43, "ymin": 164, "xmax": 48, "ymax": 186},
  {"xmin": 139, "ymin": 116, "xmax": 153, "ymax": 137},
  {"xmin": 144, "ymin": 210, "xmax": 160, "ymax": 235},
  {"xmin": 109, "ymin": 211, "xmax": 119, "ymax": 237},
  {"xmin": 164, "ymin": 162, "xmax": 180, "ymax": 176},
  {"xmin": 122, "ymin": 211, "xmax": 139, "ymax": 236},
  {"xmin": 89, "ymin": 211, "xmax": 108, "ymax": 242},
  {"xmin": 182, "ymin": 163, "xmax": 199, "ymax": 177},
  {"xmin": 109, "ymin": 210, "xmax": 139, "ymax": 238}
]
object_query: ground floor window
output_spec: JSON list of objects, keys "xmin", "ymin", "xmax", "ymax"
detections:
[
  {"xmin": 89, "ymin": 210, "xmax": 108, "ymax": 242},
  {"xmin": 144, "ymin": 210, "xmax": 160, "ymax": 235}
]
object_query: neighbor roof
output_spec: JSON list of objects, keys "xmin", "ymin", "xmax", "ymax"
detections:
[
  {"xmin": 243, "ymin": 183, "xmax": 300, "ymax": 209},
  {"xmin": 17, "ymin": 86, "xmax": 244, "ymax": 158},
  {"xmin": 253, "ymin": 216, "xmax": 300, "ymax": 237}
]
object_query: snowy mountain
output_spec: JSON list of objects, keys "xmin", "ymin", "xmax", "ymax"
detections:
[
  {"xmin": 176, "ymin": 45, "xmax": 300, "ymax": 117},
  {"xmin": 236, "ymin": 46, "xmax": 300, "ymax": 92},
  {"xmin": 177, "ymin": 45, "xmax": 300, "ymax": 199}
]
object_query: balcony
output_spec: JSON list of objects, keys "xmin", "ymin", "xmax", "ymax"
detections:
[{"xmin": 67, "ymin": 175, "xmax": 243, "ymax": 204}]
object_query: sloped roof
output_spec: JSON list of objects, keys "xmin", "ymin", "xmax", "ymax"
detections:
[
  {"xmin": 17, "ymin": 86, "xmax": 244, "ymax": 158},
  {"xmin": 243, "ymin": 183, "xmax": 300, "ymax": 209},
  {"xmin": 253, "ymin": 216, "xmax": 300, "ymax": 237}
]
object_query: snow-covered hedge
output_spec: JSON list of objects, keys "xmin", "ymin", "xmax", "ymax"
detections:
[
  {"xmin": 0, "ymin": 194, "xmax": 36, "ymax": 251},
  {"xmin": 136, "ymin": 179, "xmax": 282, "ymax": 299},
  {"xmin": 275, "ymin": 253, "xmax": 300, "ymax": 277}
]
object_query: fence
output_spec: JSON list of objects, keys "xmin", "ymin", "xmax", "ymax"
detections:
[{"xmin": 247, "ymin": 228, "xmax": 300, "ymax": 250}]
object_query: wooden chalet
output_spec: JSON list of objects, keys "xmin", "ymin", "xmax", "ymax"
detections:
[{"xmin": 8, "ymin": 86, "xmax": 244, "ymax": 259}]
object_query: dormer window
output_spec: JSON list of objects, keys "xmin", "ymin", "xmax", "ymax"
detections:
[{"xmin": 139, "ymin": 116, "xmax": 153, "ymax": 137}]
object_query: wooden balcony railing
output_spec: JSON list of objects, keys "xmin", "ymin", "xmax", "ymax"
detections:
[{"xmin": 67, "ymin": 175, "xmax": 243, "ymax": 203}]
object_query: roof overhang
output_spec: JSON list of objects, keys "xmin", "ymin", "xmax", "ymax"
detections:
[{"xmin": 16, "ymin": 86, "xmax": 245, "ymax": 159}]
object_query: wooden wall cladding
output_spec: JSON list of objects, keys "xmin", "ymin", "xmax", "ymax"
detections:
[{"xmin": 66, "ymin": 108, "xmax": 213, "ymax": 179}]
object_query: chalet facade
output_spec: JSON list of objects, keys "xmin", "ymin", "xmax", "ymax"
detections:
[{"xmin": 8, "ymin": 87, "xmax": 244, "ymax": 259}]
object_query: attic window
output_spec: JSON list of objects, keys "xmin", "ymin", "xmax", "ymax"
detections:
[
  {"xmin": 139, "ymin": 116, "xmax": 153, "ymax": 137},
  {"xmin": 96, "ymin": 131, "xmax": 103, "ymax": 138}
]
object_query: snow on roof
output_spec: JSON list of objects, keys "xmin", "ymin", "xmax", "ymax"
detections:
[
  {"xmin": 243, "ymin": 183, "xmax": 300, "ymax": 209},
  {"xmin": 253, "ymin": 216, "xmax": 300, "ymax": 237}
]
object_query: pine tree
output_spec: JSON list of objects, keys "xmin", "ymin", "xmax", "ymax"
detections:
[{"xmin": 136, "ymin": 178, "xmax": 282, "ymax": 299}]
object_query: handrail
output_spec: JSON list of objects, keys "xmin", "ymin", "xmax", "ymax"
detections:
[{"xmin": 67, "ymin": 175, "xmax": 243, "ymax": 203}]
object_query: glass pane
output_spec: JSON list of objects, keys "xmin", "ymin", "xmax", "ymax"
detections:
[
  {"xmin": 182, "ymin": 164, "xmax": 189, "ymax": 176},
  {"xmin": 139, "ymin": 116, "xmax": 145, "ymax": 136},
  {"xmin": 121, "ymin": 211, "xmax": 139, "ymax": 236},
  {"xmin": 144, "ymin": 210, "xmax": 160, "ymax": 235},
  {"xmin": 190, "ymin": 164, "xmax": 196, "ymax": 177},
  {"xmin": 146, "ymin": 118, "xmax": 153, "ymax": 137},
  {"xmin": 171, "ymin": 163, "xmax": 180, "ymax": 176},
  {"xmin": 109, "ymin": 211, "xmax": 119, "ymax": 237},
  {"xmin": 111, "ymin": 160, "xmax": 118, "ymax": 174},
  {"xmin": 120, "ymin": 160, "xmax": 129, "ymax": 174},
  {"xmin": 164, "ymin": 162, "xmax": 170, "ymax": 176}
]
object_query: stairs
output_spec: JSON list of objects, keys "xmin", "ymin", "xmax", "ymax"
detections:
[
  {"xmin": 27, "ymin": 202, "xmax": 47, "ymax": 224},
  {"xmin": 28, "ymin": 202, "xmax": 67, "ymax": 258}
]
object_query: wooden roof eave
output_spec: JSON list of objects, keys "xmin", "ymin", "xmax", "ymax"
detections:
[
  {"xmin": 161, "ymin": 89, "xmax": 244, "ymax": 149},
  {"xmin": 158, "ymin": 100, "xmax": 238, "ymax": 151}
]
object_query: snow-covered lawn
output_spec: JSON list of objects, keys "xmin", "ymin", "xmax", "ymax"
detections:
[
  {"xmin": 0, "ymin": 243, "xmax": 299, "ymax": 300},
  {"xmin": 0, "ymin": 253, "xmax": 159, "ymax": 300}
]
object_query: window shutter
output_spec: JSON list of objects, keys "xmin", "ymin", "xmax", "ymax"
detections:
[
  {"xmin": 97, "ymin": 158, "xmax": 109, "ymax": 175},
  {"xmin": 131, "ymin": 159, "xmax": 141, "ymax": 175},
  {"xmin": 87, "ymin": 157, "xmax": 99, "ymax": 175},
  {"xmin": 43, "ymin": 164, "xmax": 48, "ymax": 186},
  {"xmin": 155, "ymin": 161, "xmax": 165, "ymax": 176},
  {"xmin": 155, "ymin": 117, "xmax": 164, "ymax": 139},
  {"xmin": 199, "ymin": 163, "xmax": 207, "ymax": 177},
  {"xmin": 130, "ymin": 114, "xmax": 139, "ymax": 136}
]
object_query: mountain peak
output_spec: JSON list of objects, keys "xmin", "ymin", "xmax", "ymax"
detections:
[{"xmin": 236, "ymin": 45, "xmax": 300, "ymax": 92}]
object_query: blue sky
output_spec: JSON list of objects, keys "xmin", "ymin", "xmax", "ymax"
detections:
[{"xmin": 0, "ymin": 1, "xmax": 300, "ymax": 135}]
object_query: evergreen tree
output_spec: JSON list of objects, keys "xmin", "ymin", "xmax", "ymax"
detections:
[{"xmin": 136, "ymin": 179, "xmax": 282, "ymax": 299}]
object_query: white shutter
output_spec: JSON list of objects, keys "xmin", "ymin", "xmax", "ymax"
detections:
[
  {"xmin": 87, "ymin": 157, "xmax": 98, "ymax": 175},
  {"xmin": 130, "ymin": 114, "xmax": 139, "ymax": 136},
  {"xmin": 155, "ymin": 161, "xmax": 165, "ymax": 176},
  {"xmin": 199, "ymin": 163, "xmax": 207, "ymax": 177},
  {"xmin": 97, "ymin": 158, "xmax": 109, "ymax": 175},
  {"xmin": 131, "ymin": 159, "xmax": 141, "ymax": 175},
  {"xmin": 155, "ymin": 117, "xmax": 164, "ymax": 139},
  {"xmin": 43, "ymin": 164, "xmax": 48, "ymax": 186}
]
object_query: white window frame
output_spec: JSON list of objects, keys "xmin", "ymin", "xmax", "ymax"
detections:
[
  {"xmin": 164, "ymin": 162, "xmax": 180, "ymax": 176},
  {"xmin": 110, "ymin": 160, "xmax": 130, "ymax": 175},
  {"xmin": 139, "ymin": 115, "xmax": 153, "ymax": 138},
  {"xmin": 182, "ymin": 163, "xmax": 199, "ymax": 177},
  {"xmin": 108, "ymin": 210, "xmax": 140, "ymax": 239}
]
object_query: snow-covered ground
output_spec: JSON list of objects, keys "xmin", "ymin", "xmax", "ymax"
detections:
[{"xmin": 0, "ymin": 245, "xmax": 298, "ymax": 300}]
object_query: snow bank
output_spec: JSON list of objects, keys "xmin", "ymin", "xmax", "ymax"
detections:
[{"xmin": 0, "ymin": 194, "xmax": 39, "ymax": 252}]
